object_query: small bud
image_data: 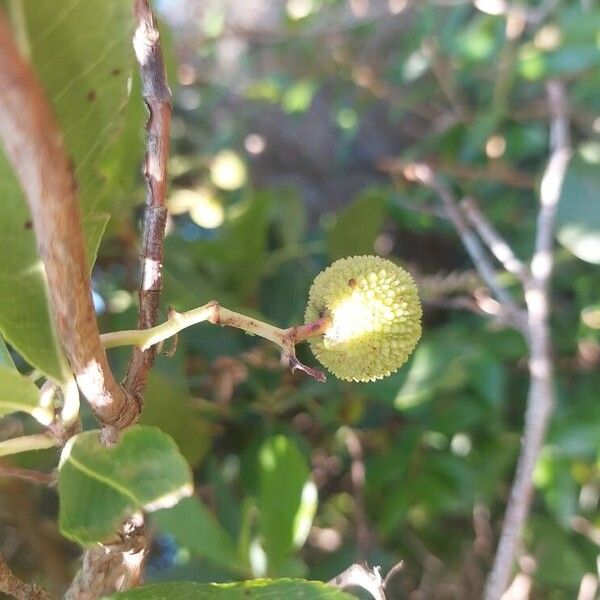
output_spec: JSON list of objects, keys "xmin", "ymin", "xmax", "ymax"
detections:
[{"xmin": 305, "ymin": 256, "xmax": 422, "ymax": 382}]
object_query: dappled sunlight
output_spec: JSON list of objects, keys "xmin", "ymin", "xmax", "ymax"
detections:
[
  {"xmin": 168, "ymin": 187, "xmax": 225, "ymax": 229},
  {"xmin": 323, "ymin": 293, "xmax": 391, "ymax": 349},
  {"xmin": 210, "ymin": 150, "xmax": 247, "ymax": 191}
]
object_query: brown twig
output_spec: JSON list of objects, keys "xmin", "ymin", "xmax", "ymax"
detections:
[
  {"xmin": 68, "ymin": 2, "xmax": 171, "ymax": 597},
  {"xmin": 0, "ymin": 552, "xmax": 54, "ymax": 600},
  {"xmin": 0, "ymin": 465, "xmax": 55, "ymax": 487},
  {"xmin": 401, "ymin": 81, "xmax": 571, "ymax": 599},
  {"xmin": 329, "ymin": 563, "xmax": 386, "ymax": 600},
  {"xmin": 483, "ymin": 80, "xmax": 571, "ymax": 600},
  {"xmin": 0, "ymin": 13, "xmax": 140, "ymax": 436},
  {"xmin": 123, "ymin": 0, "xmax": 172, "ymax": 403}
]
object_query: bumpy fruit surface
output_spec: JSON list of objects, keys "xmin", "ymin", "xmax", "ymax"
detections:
[{"xmin": 304, "ymin": 255, "xmax": 422, "ymax": 382}]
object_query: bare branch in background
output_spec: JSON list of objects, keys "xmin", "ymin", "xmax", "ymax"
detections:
[
  {"xmin": 405, "ymin": 163, "xmax": 527, "ymax": 331},
  {"xmin": 0, "ymin": 12, "xmax": 140, "ymax": 438},
  {"xmin": 123, "ymin": 0, "xmax": 172, "ymax": 403},
  {"xmin": 402, "ymin": 78, "xmax": 571, "ymax": 599},
  {"xmin": 483, "ymin": 80, "xmax": 571, "ymax": 600},
  {"xmin": 460, "ymin": 197, "xmax": 528, "ymax": 283},
  {"xmin": 380, "ymin": 157, "xmax": 536, "ymax": 190}
]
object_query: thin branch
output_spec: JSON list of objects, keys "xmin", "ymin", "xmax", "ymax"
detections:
[
  {"xmin": 0, "ymin": 553, "xmax": 54, "ymax": 600},
  {"xmin": 484, "ymin": 80, "xmax": 571, "ymax": 600},
  {"xmin": 102, "ymin": 302, "xmax": 331, "ymax": 382},
  {"xmin": 123, "ymin": 0, "xmax": 172, "ymax": 404},
  {"xmin": 460, "ymin": 197, "xmax": 528, "ymax": 283},
  {"xmin": 0, "ymin": 13, "xmax": 139, "ymax": 434},
  {"xmin": 380, "ymin": 157, "xmax": 536, "ymax": 190},
  {"xmin": 0, "ymin": 465, "xmax": 56, "ymax": 487},
  {"xmin": 67, "ymin": 2, "xmax": 170, "ymax": 597},
  {"xmin": 405, "ymin": 163, "xmax": 526, "ymax": 331}
]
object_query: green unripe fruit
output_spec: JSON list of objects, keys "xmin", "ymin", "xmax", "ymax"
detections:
[{"xmin": 304, "ymin": 255, "xmax": 422, "ymax": 382}]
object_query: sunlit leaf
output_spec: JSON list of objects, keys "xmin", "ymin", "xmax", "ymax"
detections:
[
  {"xmin": 58, "ymin": 426, "xmax": 193, "ymax": 544},
  {"xmin": 258, "ymin": 435, "xmax": 316, "ymax": 574},
  {"xmin": 0, "ymin": 365, "xmax": 52, "ymax": 425}
]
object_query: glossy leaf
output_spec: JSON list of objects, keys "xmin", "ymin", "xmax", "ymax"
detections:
[
  {"xmin": 58, "ymin": 426, "xmax": 193, "ymax": 544},
  {"xmin": 0, "ymin": 365, "xmax": 52, "ymax": 425},
  {"xmin": 258, "ymin": 435, "xmax": 316, "ymax": 573}
]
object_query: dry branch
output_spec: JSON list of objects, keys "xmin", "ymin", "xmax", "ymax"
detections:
[
  {"xmin": 123, "ymin": 0, "xmax": 172, "ymax": 401},
  {"xmin": 403, "ymin": 80, "xmax": 571, "ymax": 600},
  {"xmin": 405, "ymin": 163, "xmax": 527, "ymax": 331},
  {"xmin": 0, "ymin": 13, "xmax": 139, "ymax": 434},
  {"xmin": 68, "ymin": 1, "xmax": 171, "ymax": 597},
  {"xmin": 483, "ymin": 80, "xmax": 572, "ymax": 600}
]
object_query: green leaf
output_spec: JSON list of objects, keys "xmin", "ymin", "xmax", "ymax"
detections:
[
  {"xmin": 153, "ymin": 496, "xmax": 241, "ymax": 574},
  {"xmin": 392, "ymin": 327, "xmax": 497, "ymax": 410},
  {"xmin": 104, "ymin": 579, "xmax": 354, "ymax": 600},
  {"xmin": 141, "ymin": 371, "xmax": 212, "ymax": 468},
  {"xmin": 327, "ymin": 192, "xmax": 385, "ymax": 260},
  {"xmin": 530, "ymin": 516, "xmax": 590, "ymax": 588},
  {"xmin": 258, "ymin": 435, "xmax": 317, "ymax": 573},
  {"xmin": 193, "ymin": 194, "xmax": 271, "ymax": 300},
  {"xmin": 271, "ymin": 191, "xmax": 306, "ymax": 247},
  {"xmin": 0, "ymin": 336, "xmax": 16, "ymax": 369},
  {"xmin": 0, "ymin": 0, "xmax": 136, "ymax": 380},
  {"xmin": 0, "ymin": 365, "xmax": 52, "ymax": 425},
  {"xmin": 58, "ymin": 426, "xmax": 193, "ymax": 544},
  {"xmin": 556, "ymin": 156, "xmax": 600, "ymax": 264}
]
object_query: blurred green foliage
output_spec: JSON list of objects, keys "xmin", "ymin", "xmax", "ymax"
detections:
[{"xmin": 2, "ymin": 0, "xmax": 600, "ymax": 598}]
